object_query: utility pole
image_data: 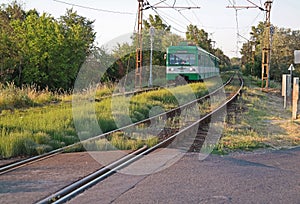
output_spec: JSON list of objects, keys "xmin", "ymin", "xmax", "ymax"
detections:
[
  {"xmin": 135, "ymin": 0, "xmax": 144, "ymax": 90},
  {"xmin": 227, "ymin": 1, "xmax": 274, "ymax": 88},
  {"xmin": 261, "ymin": 1, "xmax": 273, "ymax": 89}
]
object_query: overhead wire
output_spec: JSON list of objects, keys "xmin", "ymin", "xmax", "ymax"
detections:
[
  {"xmin": 151, "ymin": 7, "xmax": 187, "ymax": 33},
  {"xmin": 144, "ymin": 0, "xmax": 190, "ymax": 34},
  {"xmin": 245, "ymin": 0, "xmax": 265, "ymax": 10},
  {"xmin": 133, "ymin": 6, "xmax": 139, "ymax": 33},
  {"xmin": 53, "ymin": 0, "xmax": 135, "ymax": 15},
  {"xmin": 185, "ymin": 0, "xmax": 203, "ymax": 26},
  {"xmin": 152, "ymin": 8, "xmax": 187, "ymax": 31},
  {"xmin": 240, "ymin": 10, "xmax": 262, "ymax": 35},
  {"xmin": 235, "ymin": 9, "xmax": 240, "ymax": 57},
  {"xmin": 161, "ymin": 0, "xmax": 194, "ymax": 24},
  {"xmin": 227, "ymin": 0, "xmax": 241, "ymax": 56}
]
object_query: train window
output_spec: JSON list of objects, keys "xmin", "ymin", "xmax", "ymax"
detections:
[
  {"xmin": 200, "ymin": 54, "xmax": 205, "ymax": 66},
  {"xmin": 169, "ymin": 53, "xmax": 196, "ymax": 65}
]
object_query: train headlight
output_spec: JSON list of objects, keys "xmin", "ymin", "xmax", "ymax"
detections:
[
  {"xmin": 189, "ymin": 68, "xmax": 195, "ymax": 72},
  {"xmin": 169, "ymin": 68, "xmax": 174, "ymax": 71}
]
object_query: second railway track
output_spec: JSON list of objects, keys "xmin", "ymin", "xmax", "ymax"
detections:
[{"xmin": 0, "ymin": 73, "xmax": 244, "ymax": 204}]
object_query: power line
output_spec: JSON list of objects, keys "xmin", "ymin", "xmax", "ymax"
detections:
[
  {"xmin": 133, "ymin": 8, "xmax": 139, "ymax": 33},
  {"xmin": 151, "ymin": 7, "xmax": 186, "ymax": 33},
  {"xmin": 245, "ymin": 0, "xmax": 265, "ymax": 11},
  {"xmin": 153, "ymin": 9, "xmax": 187, "ymax": 30},
  {"xmin": 235, "ymin": 9, "xmax": 240, "ymax": 56},
  {"xmin": 160, "ymin": 0, "xmax": 195, "ymax": 24},
  {"xmin": 144, "ymin": 0, "xmax": 201, "ymax": 34},
  {"xmin": 240, "ymin": 11, "xmax": 262, "ymax": 34},
  {"xmin": 226, "ymin": 0, "xmax": 267, "ymax": 57},
  {"xmin": 186, "ymin": 0, "xmax": 202, "ymax": 25},
  {"xmin": 53, "ymin": 0, "xmax": 135, "ymax": 15}
]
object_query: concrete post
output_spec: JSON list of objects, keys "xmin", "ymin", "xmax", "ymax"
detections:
[{"xmin": 292, "ymin": 77, "xmax": 299, "ymax": 120}]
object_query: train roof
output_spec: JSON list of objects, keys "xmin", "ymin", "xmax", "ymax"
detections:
[{"xmin": 167, "ymin": 43, "xmax": 220, "ymax": 61}]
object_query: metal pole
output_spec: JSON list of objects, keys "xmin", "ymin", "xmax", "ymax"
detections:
[
  {"xmin": 261, "ymin": 1, "xmax": 272, "ymax": 89},
  {"xmin": 135, "ymin": 0, "xmax": 143, "ymax": 89},
  {"xmin": 149, "ymin": 26, "xmax": 155, "ymax": 87}
]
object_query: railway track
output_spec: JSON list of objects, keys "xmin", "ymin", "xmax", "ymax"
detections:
[
  {"xmin": 0, "ymin": 85, "xmax": 173, "ymax": 175},
  {"xmin": 94, "ymin": 86, "xmax": 161, "ymax": 102},
  {"xmin": 0, "ymin": 74, "xmax": 233, "ymax": 175},
  {"xmin": 1, "ymin": 73, "xmax": 243, "ymax": 203},
  {"xmin": 39, "ymin": 73, "xmax": 242, "ymax": 203}
]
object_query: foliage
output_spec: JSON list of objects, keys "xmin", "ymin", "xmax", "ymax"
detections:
[
  {"xmin": 0, "ymin": 81, "xmax": 210, "ymax": 158},
  {"xmin": 103, "ymin": 14, "xmax": 183, "ymax": 84},
  {"xmin": 0, "ymin": 103, "xmax": 77, "ymax": 158},
  {"xmin": 215, "ymin": 75, "xmax": 300, "ymax": 155},
  {"xmin": 240, "ymin": 22, "xmax": 300, "ymax": 80},
  {"xmin": 185, "ymin": 24, "xmax": 231, "ymax": 69},
  {"xmin": 0, "ymin": 2, "xmax": 95, "ymax": 90},
  {"xmin": 186, "ymin": 24, "xmax": 213, "ymax": 52},
  {"xmin": 0, "ymin": 82, "xmax": 63, "ymax": 111}
]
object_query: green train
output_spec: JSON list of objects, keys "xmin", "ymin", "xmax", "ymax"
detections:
[{"xmin": 166, "ymin": 42, "xmax": 219, "ymax": 82}]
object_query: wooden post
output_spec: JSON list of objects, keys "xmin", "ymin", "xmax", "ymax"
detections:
[{"xmin": 292, "ymin": 77, "xmax": 299, "ymax": 120}]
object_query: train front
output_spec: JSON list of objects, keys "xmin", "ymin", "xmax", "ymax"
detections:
[{"xmin": 166, "ymin": 45, "xmax": 200, "ymax": 82}]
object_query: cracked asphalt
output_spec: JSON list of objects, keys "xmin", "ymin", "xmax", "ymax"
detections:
[{"xmin": 69, "ymin": 147, "xmax": 300, "ymax": 204}]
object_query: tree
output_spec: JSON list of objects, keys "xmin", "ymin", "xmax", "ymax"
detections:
[
  {"xmin": 0, "ymin": 1, "xmax": 26, "ymax": 82},
  {"xmin": 240, "ymin": 22, "xmax": 300, "ymax": 80},
  {"xmin": 0, "ymin": 2, "xmax": 96, "ymax": 90},
  {"xmin": 186, "ymin": 24, "xmax": 213, "ymax": 52},
  {"xmin": 109, "ymin": 14, "xmax": 183, "ymax": 84},
  {"xmin": 214, "ymin": 48, "xmax": 231, "ymax": 70},
  {"xmin": 186, "ymin": 24, "xmax": 231, "ymax": 70}
]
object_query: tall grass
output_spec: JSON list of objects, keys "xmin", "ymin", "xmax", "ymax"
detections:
[
  {"xmin": 0, "ymin": 104, "xmax": 78, "ymax": 158},
  {"xmin": 0, "ymin": 82, "xmax": 62, "ymax": 111},
  {"xmin": 0, "ymin": 81, "xmax": 212, "ymax": 158},
  {"xmin": 82, "ymin": 132, "xmax": 159, "ymax": 151}
]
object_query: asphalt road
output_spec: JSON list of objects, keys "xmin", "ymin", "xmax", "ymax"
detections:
[{"xmin": 69, "ymin": 147, "xmax": 300, "ymax": 204}]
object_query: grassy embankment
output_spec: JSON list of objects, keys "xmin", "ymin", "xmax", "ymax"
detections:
[
  {"xmin": 215, "ymin": 75, "xmax": 300, "ymax": 154},
  {"xmin": 0, "ymin": 80, "xmax": 219, "ymax": 158}
]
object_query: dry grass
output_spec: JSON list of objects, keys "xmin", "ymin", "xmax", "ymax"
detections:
[{"xmin": 215, "ymin": 76, "xmax": 300, "ymax": 154}]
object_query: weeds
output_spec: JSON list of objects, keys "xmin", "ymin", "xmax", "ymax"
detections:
[
  {"xmin": 0, "ymin": 81, "xmax": 214, "ymax": 158},
  {"xmin": 82, "ymin": 132, "xmax": 159, "ymax": 151},
  {"xmin": 214, "ymin": 74, "xmax": 300, "ymax": 155}
]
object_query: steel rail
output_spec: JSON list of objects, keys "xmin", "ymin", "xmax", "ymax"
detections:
[
  {"xmin": 36, "ymin": 145, "xmax": 148, "ymax": 204},
  {"xmin": 95, "ymin": 86, "xmax": 161, "ymax": 101},
  {"xmin": 41, "ymin": 74, "xmax": 243, "ymax": 204},
  {"xmin": 0, "ymin": 74, "xmax": 234, "ymax": 175}
]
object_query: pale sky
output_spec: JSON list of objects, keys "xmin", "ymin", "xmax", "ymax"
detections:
[{"xmin": 1, "ymin": 0, "xmax": 299, "ymax": 58}]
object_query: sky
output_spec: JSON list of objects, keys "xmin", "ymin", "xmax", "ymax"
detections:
[{"xmin": 1, "ymin": 0, "xmax": 300, "ymax": 58}]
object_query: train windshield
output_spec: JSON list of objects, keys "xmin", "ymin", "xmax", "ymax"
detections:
[{"xmin": 168, "ymin": 53, "xmax": 196, "ymax": 66}]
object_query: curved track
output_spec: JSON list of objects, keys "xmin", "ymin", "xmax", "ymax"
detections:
[
  {"xmin": 0, "ymin": 73, "xmax": 234, "ymax": 175},
  {"xmin": 37, "ymin": 73, "xmax": 244, "ymax": 204},
  {"xmin": 1, "ymin": 73, "xmax": 243, "ymax": 203}
]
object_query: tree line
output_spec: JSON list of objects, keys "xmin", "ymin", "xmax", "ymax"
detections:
[
  {"xmin": 240, "ymin": 22, "xmax": 300, "ymax": 81},
  {"xmin": 0, "ymin": 2, "xmax": 95, "ymax": 90},
  {"xmin": 0, "ymin": 2, "xmax": 232, "ymax": 90}
]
